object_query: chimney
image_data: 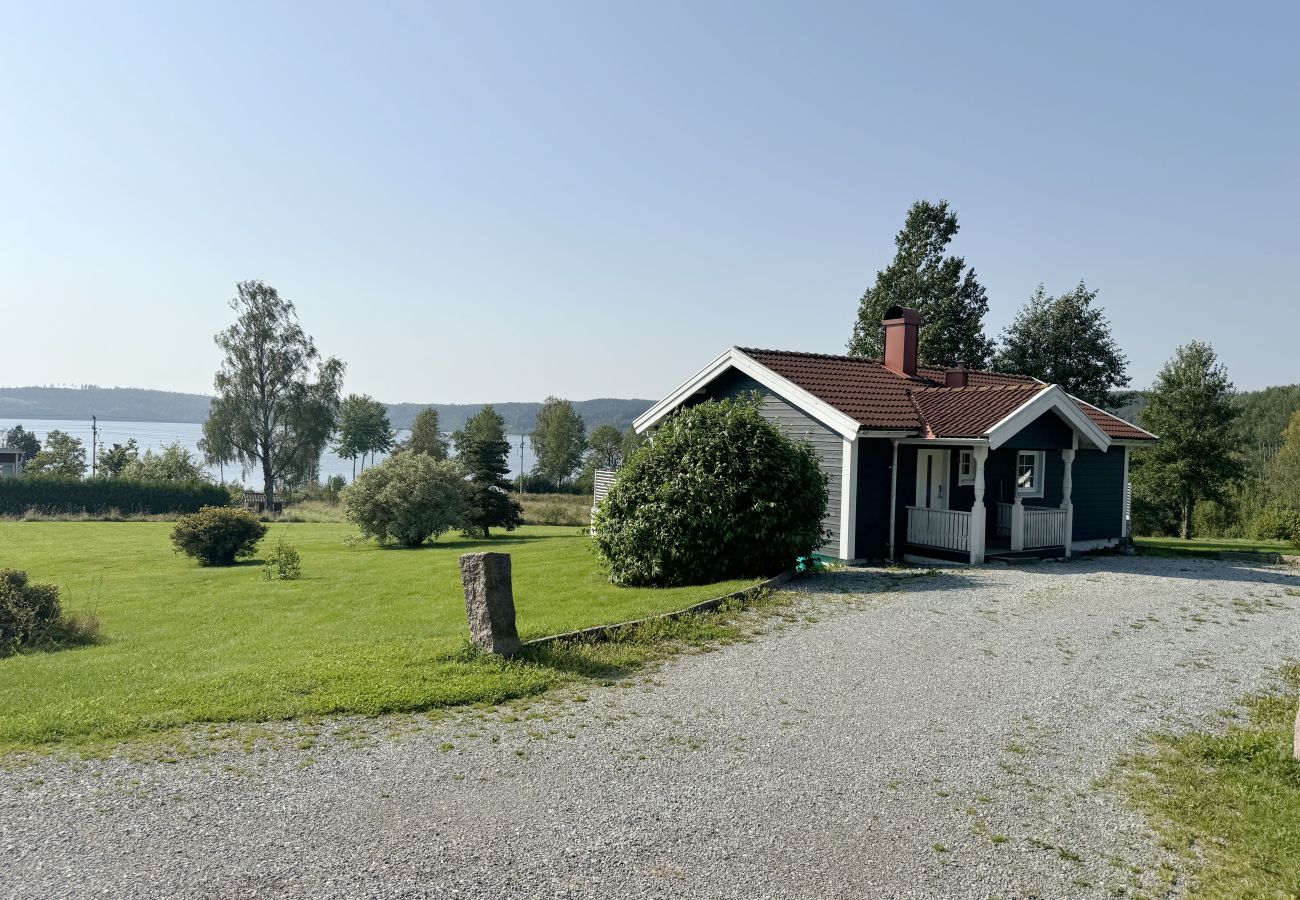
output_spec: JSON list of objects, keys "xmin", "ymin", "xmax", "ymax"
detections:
[
  {"xmin": 945, "ymin": 366, "xmax": 969, "ymax": 388},
  {"xmin": 882, "ymin": 306, "xmax": 921, "ymax": 378}
]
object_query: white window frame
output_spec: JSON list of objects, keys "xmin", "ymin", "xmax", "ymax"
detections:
[
  {"xmin": 1015, "ymin": 450, "xmax": 1045, "ymax": 498},
  {"xmin": 957, "ymin": 449, "xmax": 975, "ymax": 486}
]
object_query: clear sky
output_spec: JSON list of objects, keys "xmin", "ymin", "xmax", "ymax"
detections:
[{"xmin": 3, "ymin": 1, "xmax": 1296, "ymax": 404}]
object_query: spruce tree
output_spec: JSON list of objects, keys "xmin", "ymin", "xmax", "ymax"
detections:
[
  {"xmin": 993, "ymin": 281, "xmax": 1130, "ymax": 407},
  {"xmin": 1135, "ymin": 342, "xmax": 1244, "ymax": 539},
  {"xmin": 452, "ymin": 405, "xmax": 523, "ymax": 537},
  {"xmin": 848, "ymin": 200, "xmax": 994, "ymax": 368}
]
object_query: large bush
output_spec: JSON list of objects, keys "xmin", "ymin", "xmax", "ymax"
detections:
[
  {"xmin": 0, "ymin": 478, "xmax": 229, "ymax": 516},
  {"xmin": 342, "ymin": 454, "xmax": 467, "ymax": 547},
  {"xmin": 171, "ymin": 506, "xmax": 268, "ymax": 566},
  {"xmin": 0, "ymin": 569, "xmax": 98, "ymax": 656},
  {"xmin": 1247, "ymin": 503, "xmax": 1300, "ymax": 543},
  {"xmin": 592, "ymin": 399, "xmax": 829, "ymax": 586}
]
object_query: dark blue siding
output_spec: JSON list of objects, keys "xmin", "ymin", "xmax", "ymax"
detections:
[
  {"xmin": 999, "ymin": 410, "xmax": 1074, "ymax": 450},
  {"xmin": 854, "ymin": 438, "xmax": 894, "ymax": 560},
  {"xmin": 1071, "ymin": 448, "xmax": 1125, "ymax": 541}
]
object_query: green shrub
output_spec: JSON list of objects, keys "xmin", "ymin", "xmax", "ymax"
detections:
[
  {"xmin": 262, "ymin": 531, "xmax": 302, "ymax": 580},
  {"xmin": 0, "ymin": 478, "xmax": 229, "ymax": 516},
  {"xmin": 592, "ymin": 398, "xmax": 829, "ymax": 586},
  {"xmin": 1246, "ymin": 503, "xmax": 1300, "ymax": 542},
  {"xmin": 0, "ymin": 569, "xmax": 98, "ymax": 656},
  {"xmin": 342, "ymin": 454, "xmax": 467, "ymax": 547},
  {"xmin": 171, "ymin": 506, "xmax": 268, "ymax": 566}
]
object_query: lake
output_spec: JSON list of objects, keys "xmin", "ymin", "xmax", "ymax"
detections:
[{"xmin": 0, "ymin": 419, "xmax": 537, "ymax": 486}]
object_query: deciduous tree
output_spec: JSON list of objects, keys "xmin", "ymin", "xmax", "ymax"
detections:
[
  {"xmin": 530, "ymin": 397, "xmax": 587, "ymax": 488},
  {"xmin": 203, "ymin": 281, "xmax": 344, "ymax": 511},
  {"xmin": 121, "ymin": 442, "xmax": 206, "ymax": 482},
  {"xmin": 848, "ymin": 200, "xmax": 994, "ymax": 368},
  {"xmin": 587, "ymin": 424, "xmax": 624, "ymax": 470},
  {"xmin": 401, "ymin": 407, "xmax": 449, "ymax": 460},
  {"xmin": 1135, "ymin": 342, "xmax": 1244, "ymax": 539},
  {"xmin": 97, "ymin": 439, "xmax": 140, "ymax": 478},
  {"xmin": 336, "ymin": 394, "xmax": 394, "ymax": 475},
  {"xmin": 3, "ymin": 426, "xmax": 40, "ymax": 466},
  {"xmin": 452, "ymin": 405, "xmax": 522, "ymax": 538},
  {"xmin": 994, "ymin": 282, "xmax": 1130, "ymax": 407},
  {"xmin": 24, "ymin": 430, "xmax": 87, "ymax": 478}
]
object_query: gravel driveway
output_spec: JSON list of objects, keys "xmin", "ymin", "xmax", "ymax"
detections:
[{"xmin": 3, "ymin": 555, "xmax": 1298, "ymax": 899}]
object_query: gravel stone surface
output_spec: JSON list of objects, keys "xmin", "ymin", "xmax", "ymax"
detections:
[{"xmin": 3, "ymin": 555, "xmax": 1298, "ymax": 899}]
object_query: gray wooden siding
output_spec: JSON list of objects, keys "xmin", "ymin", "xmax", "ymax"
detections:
[
  {"xmin": 998, "ymin": 409, "xmax": 1075, "ymax": 450},
  {"xmin": 693, "ymin": 368, "xmax": 844, "ymax": 557}
]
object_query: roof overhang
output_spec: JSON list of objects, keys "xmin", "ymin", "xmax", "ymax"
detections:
[
  {"xmin": 632, "ymin": 347, "xmax": 864, "ymax": 439},
  {"xmin": 984, "ymin": 385, "xmax": 1112, "ymax": 451}
]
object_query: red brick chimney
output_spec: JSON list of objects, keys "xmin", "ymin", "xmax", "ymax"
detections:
[
  {"xmin": 882, "ymin": 306, "xmax": 921, "ymax": 378},
  {"xmin": 945, "ymin": 366, "xmax": 969, "ymax": 388}
]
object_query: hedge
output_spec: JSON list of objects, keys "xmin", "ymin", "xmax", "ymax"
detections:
[{"xmin": 0, "ymin": 478, "xmax": 232, "ymax": 515}]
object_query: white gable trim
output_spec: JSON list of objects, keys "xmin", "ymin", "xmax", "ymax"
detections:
[
  {"xmin": 632, "ymin": 347, "xmax": 863, "ymax": 439},
  {"xmin": 985, "ymin": 385, "xmax": 1112, "ymax": 452}
]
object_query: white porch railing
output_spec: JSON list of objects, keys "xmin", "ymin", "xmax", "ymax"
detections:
[
  {"xmin": 996, "ymin": 502, "xmax": 1068, "ymax": 550},
  {"xmin": 1023, "ymin": 507, "xmax": 1068, "ymax": 549},
  {"xmin": 906, "ymin": 506, "xmax": 970, "ymax": 552}
]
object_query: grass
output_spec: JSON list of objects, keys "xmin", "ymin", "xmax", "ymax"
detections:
[
  {"xmin": 0, "ymin": 522, "xmax": 758, "ymax": 752},
  {"xmin": 1117, "ymin": 664, "xmax": 1300, "ymax": 898},
  {"xmin": 518, "ymin": 492, "xmax": 592, "ymax": 527},
  {"xmin": 1134, "ymin": 535, "xmax": 1295, "ymax": 559}
]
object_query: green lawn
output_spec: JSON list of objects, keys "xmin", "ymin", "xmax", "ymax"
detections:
[
  {"xmin": 1119, "ymin": 666, "xmax": 1300, "ymax": 897},
  {"xmin": 1134, "ymin": 535, "xmax": 1295, "ymax": 558},
  {"xmin": 0, "ymin": 523, "xmax": 757, "ymax": 751}
]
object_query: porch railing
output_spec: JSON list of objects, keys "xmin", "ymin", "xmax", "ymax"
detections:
[
  {"xmin": 1023, "ymin": 507, "xmax": 1068, "ymax": 549},
  {"xmin": 906, "ymin": 506, "xmax": 970, "ymax": 552},
  {"xmin": 996, "ymin": 502, "xmax": 1068, "ymax": 550}
]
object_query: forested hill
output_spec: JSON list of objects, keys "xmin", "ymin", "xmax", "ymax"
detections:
[
  {"xmin": 1108, "ymin": 384, "xmax": 1300, "ymax": 460},
  {"xmin": 0, "ymin": 386, "xmax": 654, "ymax": 433}
]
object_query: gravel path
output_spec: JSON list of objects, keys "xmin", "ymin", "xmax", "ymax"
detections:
[{"xmin": 3, "ymin": 555, "xmax": 1298, "ymax": 899}]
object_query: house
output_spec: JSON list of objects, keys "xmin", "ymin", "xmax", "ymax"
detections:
[
  {"xmin": 0, "ymin": 448, "xmax": 24, "ymax": 479},
  {"xmin": 632, "ymin": 306, "xmax": 1156, "ymax": 564}
]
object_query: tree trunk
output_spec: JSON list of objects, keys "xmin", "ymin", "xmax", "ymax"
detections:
[
  {"xmin": 263, "ymin": 456, "xmax": 275, "ymax": 515},
  {"xmin": 1181, "ymin": 498, "xmax": 1193, "ymax": 540}
]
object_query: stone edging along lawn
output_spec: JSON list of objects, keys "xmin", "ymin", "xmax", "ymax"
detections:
[{"xmin": 523, "ymin": 568, "xmax": 797, "ymax": 650}]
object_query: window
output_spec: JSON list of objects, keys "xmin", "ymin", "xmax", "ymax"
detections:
[
  {"xmin": 1016, "ymin": 451, "xmax": 1045, "ymax": 498},
  {"xmin": 958, "ymin": 449, "xmax": 975, "ymax": 485}
]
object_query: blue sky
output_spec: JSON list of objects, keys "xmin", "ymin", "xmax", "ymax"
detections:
[{"xmin": 3, "ymin": 1, "xmax": 1296, "ymax": 404}]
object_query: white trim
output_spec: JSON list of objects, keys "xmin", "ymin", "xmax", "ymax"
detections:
[
  {"xmin": 839, "ymin": 436, "xmax": 858, "ymax": 561},
  {"xmin": 1071, "ymin": 395, "xmax": 1159, "ymax": 442},
  {"xmin": 985, "ymin": 385, "xmax": 1112, "ymax": 452},
  {"xmin": 1121, "ymin": 445, "xmax": 1130, "ymax": 539},
  {"xmin": 1015, "ymin": 450, "xmax": 1046, "ymax": 499},
  {"xmin": 957, "ymin": 449, "xmax": 975, "ymax": 485},
  {"xmin": 632, "ymin": 347, "xmax": 863, "ymax": 439}
]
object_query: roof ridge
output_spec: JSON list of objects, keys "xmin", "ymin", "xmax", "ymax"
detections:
[{"xmin": 912, "ymin": 382, "xmax": 1043, "ymax": 395}]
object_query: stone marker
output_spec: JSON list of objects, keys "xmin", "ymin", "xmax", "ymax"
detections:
[{"xmin": 459, "ymin": 552, "xmax": 521, "ymax": 657}]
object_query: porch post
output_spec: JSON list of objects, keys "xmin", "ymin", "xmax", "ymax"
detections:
[
  {"xmin": 970, "ymin": 445, "xmax": 988, "ymax": 564},
  {"xmin": 1010, "ymin": 496, "xmax": 1025, "ymax": 552},
  {"xmin": 1061, "ymin": 448, "xmax": 1075, "ymax": 558}
]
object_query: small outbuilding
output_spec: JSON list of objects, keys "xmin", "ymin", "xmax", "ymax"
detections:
[
  {"xmin": 0, "ymin": 448, "xmax": 24, "ymax": 479},
  {"xmin": 633, "ymin": 307, "xmax": 1157, "ymax": 565}
]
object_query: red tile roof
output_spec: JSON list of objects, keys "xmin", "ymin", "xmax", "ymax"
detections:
[{"xmin": 736, "ymin": 347, "xmax": 1154, "ymax": 441}]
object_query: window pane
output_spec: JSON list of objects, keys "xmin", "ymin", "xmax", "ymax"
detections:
[{"xmin": 1017, "ymin": 453, "xmax": 1036, "ymax": 489}]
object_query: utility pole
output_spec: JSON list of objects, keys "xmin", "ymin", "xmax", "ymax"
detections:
[
  {"xmin": 91, "ymin": 415, "xmax": 98, "ymax": 476},
  {"xmin": 518, "ymin": 434, "xmax": 525, "ymax": 494}
]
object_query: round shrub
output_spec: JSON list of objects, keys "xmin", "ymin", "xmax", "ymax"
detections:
[
  {"xmin": 0, "ymin": 568, "xmax": 61, "ymax": 657},
  {"xmin": 171, "ymin": 506, "xmax": 268, "ymax": 566},
  {"xmin": 342, "ymin": 454, "xmax": 467, "ymax": 547},
  {"xmin": 593, "ymin": 398, "xmax": 829, "ymax": 586}
]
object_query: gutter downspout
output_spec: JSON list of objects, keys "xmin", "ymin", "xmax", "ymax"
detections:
[{"xmin": 888, "ymin": 438, "xmax": 900, "ymax": 561}]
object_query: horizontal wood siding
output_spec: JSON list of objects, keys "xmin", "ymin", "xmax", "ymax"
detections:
[
  {"xmin": 693, "ymin": 369, "xmax": 844, "ymax": 557},
  {"xmin": 1070, "ymin": 449, "xmax": 1125, "ymax": 541}
]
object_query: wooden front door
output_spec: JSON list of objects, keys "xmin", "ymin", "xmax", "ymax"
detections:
[{"xmin": 915, "ymin": 449, "xmax": 949, "ymax": 510}]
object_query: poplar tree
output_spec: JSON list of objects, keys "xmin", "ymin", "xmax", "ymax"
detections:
[
  {"xmin": 848, "ymin": 200, "xmax": 994, "ymax": 368},
  {"xmin": 530, "ymin": 397, "xmax": 587, "ymax": 487}
]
